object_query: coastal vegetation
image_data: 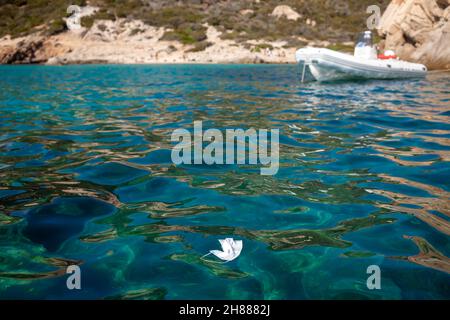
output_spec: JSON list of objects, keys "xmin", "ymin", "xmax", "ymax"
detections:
[
  {"xmin": 0, "ymin": 0, "xmax": 86, "ymax": 37},
  {"xmin": 0, "ymin": 0, "xmax": 390, "ymax": 44}
]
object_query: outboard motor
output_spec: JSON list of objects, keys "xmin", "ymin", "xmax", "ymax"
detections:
[{"xmin": 354, "ymin": 31, "xmax": 377, "ymax": 60}]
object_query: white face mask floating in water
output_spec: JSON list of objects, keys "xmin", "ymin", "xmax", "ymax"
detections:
[{"xmin": 201, "ymin": 238, "xmax": 243, "ymax": 263}]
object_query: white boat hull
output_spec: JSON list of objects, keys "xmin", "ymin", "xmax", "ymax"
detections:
[{"xmin": 296, "ymin": 47, "xmax": 427, "ymax": 82}]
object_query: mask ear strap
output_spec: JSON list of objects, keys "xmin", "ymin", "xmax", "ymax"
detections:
[
  {"xmin": 200, "ymin": 252, "xmax": 232, "ymax": 264},
  {"xmin": 200, "ymin": 252, "xmax": 212, "ymax": 262}
]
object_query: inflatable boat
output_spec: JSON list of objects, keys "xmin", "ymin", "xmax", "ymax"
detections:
[{"xmin": 296, "ymin": 31, "xmax": 427, "ymax": 82}]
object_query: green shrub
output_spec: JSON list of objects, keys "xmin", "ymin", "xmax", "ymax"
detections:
[
  {"xmin": 187, "ymin": 41, "xmax": 212, "ymax": 52},
  {"xmin": 47, "ymin": 18, "xmax": 67, "ymax": 35},
  {"xmin": 160, "ymin": 25, "xmax": 207, "ymax": 45},
  {"xmin": 80, "ymin": 15, "xmax": 95, "ymax": 29},
  {"xmin": 130, "ymin": 28, "xmax": 143, "ymax": 36}
]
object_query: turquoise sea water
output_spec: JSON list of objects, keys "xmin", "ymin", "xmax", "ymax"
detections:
[{"xmin": 0, "ymin": 64, "xmax": 449, "ymax": 299}]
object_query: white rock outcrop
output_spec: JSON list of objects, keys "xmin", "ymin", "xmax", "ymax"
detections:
[{"xmin": 271, "ymin": 5, "xmax": 302, "ymax": 21}]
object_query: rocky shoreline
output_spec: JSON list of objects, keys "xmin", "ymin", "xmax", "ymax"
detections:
[
  {"xmin": 378, "ymin": 0, "xmax": 450, "ymax": 70},
  {"xmin": 0, "ymin": 21, "xmax": 311, "ymax": 65},
  {"xmin": 0, "ymin": 4, "xmax": 331, "ymax": 65}
]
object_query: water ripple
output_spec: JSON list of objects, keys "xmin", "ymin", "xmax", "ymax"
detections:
[{"xmin": 0, "ymin": 65, "xmax": 449, "ymax": 299}]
